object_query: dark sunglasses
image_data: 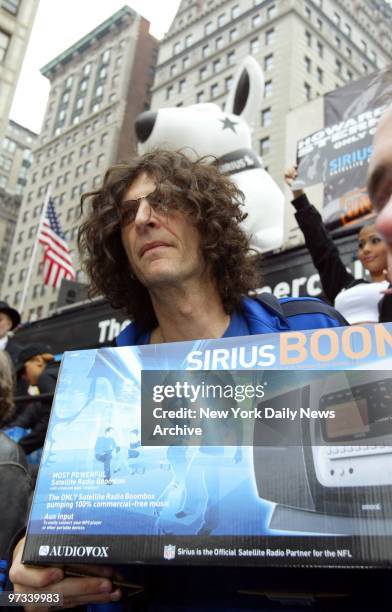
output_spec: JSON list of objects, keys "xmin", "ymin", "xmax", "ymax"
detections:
[{"xmin": 118, "ymin": 183, "xmax": 183, "ymax": 225}]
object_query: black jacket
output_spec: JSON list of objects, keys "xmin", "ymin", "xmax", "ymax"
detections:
[
  {"xmin": 293, "ymin": 193, "xmax": 392, "ymax": 322},
  {"xmin": 6, "ymin": 372, "xmax": 56, "ymax": 455},
  {"xmin": 0, "ymin": 433, "xmax": 33, "ymax": 559}
]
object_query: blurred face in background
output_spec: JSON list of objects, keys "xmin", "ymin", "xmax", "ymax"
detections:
[
  {"xmin": 0, "ymin": 312, "xmax": 13, "ymax": 339},
  {"xmin": 357, "ymin": 224, "xmax": 388, "ymax": 279},
  {"xmin": 23, "ymin": 354, "xmax": 52, "ymax": 386}
]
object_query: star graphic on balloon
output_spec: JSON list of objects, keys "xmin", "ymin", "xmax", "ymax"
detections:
[{"xmin": 219, "ymin": 116, "xmax": 238, "ymax": 133}]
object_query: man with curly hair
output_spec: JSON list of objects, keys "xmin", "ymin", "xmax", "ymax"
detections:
[
  {"xmin": 77, "ymin": 149, "xmax": 344, "ymax": 346},
  {"xmin": 9, "ymin": 150, "xmax": 346, "ymax": 608}
]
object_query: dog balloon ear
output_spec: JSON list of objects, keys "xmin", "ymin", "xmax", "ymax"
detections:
[{"xmin": 226, "ymin": 56, "xmax": 265, "ymax": 128}]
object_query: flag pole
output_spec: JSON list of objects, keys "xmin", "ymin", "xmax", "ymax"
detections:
[{"xmin": 19, "ymin": 185, "xmax": 52, "ymax": 317}]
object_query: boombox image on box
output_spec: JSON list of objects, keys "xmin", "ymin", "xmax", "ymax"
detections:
[{"xmin": 23, "ymin": 323, "xmax": 392, "ymax": 569}]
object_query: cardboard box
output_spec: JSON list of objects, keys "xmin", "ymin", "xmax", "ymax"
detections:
[{"xmin": 23, "ymin": 323, "xmax": 392, "ymax": 573}]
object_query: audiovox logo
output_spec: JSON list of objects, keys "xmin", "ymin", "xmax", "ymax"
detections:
[{"xmin": 39, "ymin": 545, "xmax": 109, "ymax": 558}]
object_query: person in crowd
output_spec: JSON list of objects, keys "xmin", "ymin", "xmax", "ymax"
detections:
[
  {"xmin": 2, "ymin": 343, "xmax": 56, "ymax": 455},
  {"xmin": 0, "ymin": 301, "xmax": 21, "ymax": 367},
  {"xmin": 0, "ymin": 352, "xmax": 33, "ymax": 561},
  {"xmin": 285, "ymin": 166, "xmax": 392, "ymax": 324},
  {"xmin": 9, "ymin": 149, "xmax": 347, "ymax": 608},
  {"xmin": 368, "ymin": 104, "xmax": 392, "ymax": 283}
]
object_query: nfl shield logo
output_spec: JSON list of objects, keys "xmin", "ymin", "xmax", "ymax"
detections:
[{"xmin": 163, "ymin": 544, "xmax": 176, "ymax": 560}]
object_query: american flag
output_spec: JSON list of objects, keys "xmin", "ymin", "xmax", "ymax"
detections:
[{"xmin": 38, "ymin": 198, "xmax": 76, "ymax": 288}]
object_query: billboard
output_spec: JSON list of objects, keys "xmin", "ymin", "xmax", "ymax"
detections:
[{"xmin": 296, "ymin": 67, "xmax": 392, "ymax": 230}]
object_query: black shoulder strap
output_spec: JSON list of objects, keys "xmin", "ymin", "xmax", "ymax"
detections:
[{"xmin": 254, "ymin": 294, "xmax": 348, "ymax": 326}]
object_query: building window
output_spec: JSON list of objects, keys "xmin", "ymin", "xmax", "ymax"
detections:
[
  {"xmin": 305, "ymin": 6, "xmax": 311, "ymax": 20},
  {"xmin": 334, "ymin": 12, "xmax": 341, "ymax": 27},
  {"xmin": 95, "ymin": 85, "xmax": 104, "ymax": 98},
  {"xmin": 225, "ymin": 75, "xmax": 233, "ymax": 91},
  {"xmin": 317, "ymin": 41, "xmax": 323, "ymax": 58},
  {"xmin": 185, "ymin": 34, "xmax": 193, "ymax": 47},
  {"xmin": 361, "ymin": 40, "xmax": 367, "ymax": 54},
  {"xmin": 250, "ymin": 38, "xmax": 260, "ymax": 54},
  {"xmin": 264, "ymin": 80, "xmax": 272, "ymax": 97},
  {"xmin": 227, "ymin": 50, "xmax": 235, "ymax": 66},
  {"xmin": 261, "ymin": 107, "xmax": 271, "ymax": 127},
  {"xmin": 316, "ymin": 67, "xmax": 323, "ymax": 83},
  {"xmin": 264, "ymin": 54, "xmax": 273, "ymax": 71},
  {"xmin": 317, "ymin": 18, "xmax": 322, "ymax": 31},
  {"xmin": 305, "ymin": 30, "xmax": 311, "ymax": 47},
  {"xmin": 101, "ymin": 48, "xmax": 111, "ymax": 64},
  {"xmin": 344, "ymin": 23, "xmax": 351, "ymax": 38},
  {"xmin": 2, "ymin": 0, "xmax": 21, "ymax": 15},
  {"xmin": 0, "ymin": 29, "xmax": 11, "ymax": 62},
  {"xmin": 166, "ymin": 85, "xmax": 174, "ymax": 100},
  {"xmin": 305, "ymin": 56, "xmax": 311, "ymax": 73},
  {"xmin": 259, "ymin": 137, "xmax": 270, "ymax": 156},
  {"xmin": 83, "ymin": 62, "xmax": 91, "ymax": 76},
  {"xmin": 304, "ymin": 81, "xmax": 311, "ymax": 101},
  {"xmin": 267, "ymin": 4, "xmax": 277, "ymax": 19},
  {"xmin": 204, "ymin": 21, "xmax": 213, "ymax": 36},
  {"xmin": 182, "ymin": 56, "xmax": 189, "ymax": 69},
  {"xmin": 213, "ymin": 59, "xmax": 221, "ymax": 73},
  {"xmin": 370, "ymin": 50, "xmax": 377, "ymax": 65},
  {"xmin": 231, "ymin": 4, "xmax": 240, "ymax": 19},
  {"xmin": 335, "ymin": 58, "xmax": 342, "ymax": 74},
  {"xmin": 346, "ymin": 46, "xmax": 352, "ymax": 59},
  {"xmin": 216, "ymin": 36, "xmax": 223, "ymax": 50},
  {"xmin": 229, "ymin": 28, "xmax": 237, "ymax": 42},
  {"xmin": 13, "ymin": 251, "xmax": 20, "ymax": 264},
  {"xmin": 196, "ymin": 91, "xmax": 204, "ymax": 103},
  {"xmin": 201, "ymin": 44, "xmax": 209, "ymax": 58},
  {"xmin": 217, "ymin": 13, "xmax": 225, "ymax": 27},
  {"xmin": 265, "ymin": 28, "xmax": 274, "ymax": 45},
  {"xmin": 210, "ymin": 83, "xmax": 219, "ymax": 98},
  {"xmin": 347, "ymin": 69, "xmax": 353, "ymax": 81},
  {"xmin": 65, "ymin": 75, "xmax": 73, "ymax": 89},
  {"xmin": 199, "ymin": 66, "xmax": 207, "ymax": 81},
  {"xmin": 99, "ymin": 66, "xmax": 107, "ymax": 80},
  {"xmin": 252, "ymin": 14, "xmax": 261, "ymax": 28},
  {"xmin": 170, "ymin": 64, "xmax": 177, "ymax": 77},
  {"xmin": 178, "ymin": 78, "xmax": 186, "ymax": 93}
]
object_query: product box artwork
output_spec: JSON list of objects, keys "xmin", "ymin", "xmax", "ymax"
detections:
[{"xmin": 23, "ymin": 323, "xmax": 392, "ymax": 569}]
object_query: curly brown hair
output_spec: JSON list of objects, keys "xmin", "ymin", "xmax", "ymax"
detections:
[{"xmin": 78, "ymin": 149, "xmax": 260, "ymax": 331}]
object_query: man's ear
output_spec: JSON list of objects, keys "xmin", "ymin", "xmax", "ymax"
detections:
[{"xmin": 225, "ymin": 55, "xmax": 265, "ymax": 127}]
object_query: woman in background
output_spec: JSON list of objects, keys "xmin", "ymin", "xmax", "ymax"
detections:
[{"xmin": 285, "ymin": 166, "xmax": 392, "ymax": 324}]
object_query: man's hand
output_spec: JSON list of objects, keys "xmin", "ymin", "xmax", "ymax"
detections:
[
  {"xmin": 9, "ymin": 537, "xmax": 122, "ymax": 610},
  {"xmin": 284, "ymin": 166, "xmax": 305, "ymax": 199}
]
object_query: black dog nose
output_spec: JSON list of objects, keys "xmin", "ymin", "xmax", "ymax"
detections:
[{"xmin": 135, "ymin": 111, "xmax": 157, "ymax": 143}]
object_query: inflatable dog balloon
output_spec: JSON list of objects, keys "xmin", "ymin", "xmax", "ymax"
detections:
[{"xmin": 134, "ymin": 56, "xmax": 284, "ymax": 252}]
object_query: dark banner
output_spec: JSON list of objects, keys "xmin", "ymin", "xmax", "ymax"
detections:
[{"xmin": 296, "ymin": 67, "xmax": 392, "ymax": 230}]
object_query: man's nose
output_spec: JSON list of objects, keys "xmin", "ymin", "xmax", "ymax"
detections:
[{"xmin": 134, "ymin": 198, "xmax": 154, "ymax": 227}]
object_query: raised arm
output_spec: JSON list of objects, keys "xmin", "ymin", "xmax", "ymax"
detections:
[{"xmin": 285, "ymin": 166, "xmax": 355, "ymax": 303}]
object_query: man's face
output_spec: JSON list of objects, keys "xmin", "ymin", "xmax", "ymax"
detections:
[
  {"xmin": 120, "ymin": 172, "xmax": 205, "ymax": 289},
  {"xmin": 0, "ymin": 312, "xmax": 13, "ymax": 339},
  {"xmin": 368, "ymin": 106, "xmax": 392, "ymax": 279}
]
